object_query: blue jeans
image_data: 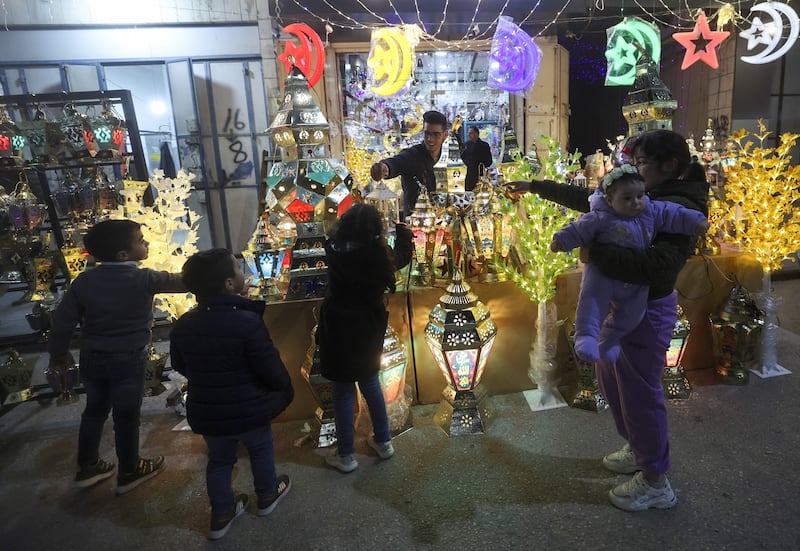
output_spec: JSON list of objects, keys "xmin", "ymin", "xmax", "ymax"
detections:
[
  {"xmin": 77, "ymin": 347, "xmax": 147, "ymax": 473},
  {"xmin": 203, "ymin": 425, "xmax": 277, "ymax": 517},
  {"xmin": 332, "ymin": 374, "xmax": 390, "ymax": 456}
]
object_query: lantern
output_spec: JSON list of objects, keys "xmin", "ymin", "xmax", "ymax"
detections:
[
  {"xmin": 710, "ymin": 284, "xmax": 764, "ymax": 385},
  {"xmin": 662, "ymin": 306, "xmax": 692, "ymax": 399},
  {"xmin": 88, "ymin": 101, "xmax": 127, "ymax": 159},
  {"xmin": 357, "ymin": 324, "xmax": 411, "ymax": 435},
  {"xmin": 425, "ymin": 268, "xmax": 497, "ymax": 435},
  {"xmin": 365, "ymin": 181, "xmax": 399, "ymax": 234},
  {"xmin": 0, "ymin": 107, "xmax": 25, "ymax": 166},
  {"xmin": 242, "ymin": 210, "xmax": 287, "ymax": 302},
  {"xmin": 16, "ymin": 106, "xmax": 51, "ymax": 164},
  {"xmin": 0, "ymin": 349, "xmax": 36, "ymax": 406},
  {"xmin": 59, "ymin": 229, "xmax": 88, "ymax": 283},
  {"xmin": 144, "ymin": 346, "xmax": 169, "ymax": 396},
  {"xmin": 470, "ymin": 180, "xmax": 512, "ymax": 282},
  {"xmin": 567, "ymin": 328, "xmax": 608, "ymax": 412},
  {"xmin": 408, "ymin": 188, "xmax": 440, "ymax": 286},
  {"xmin": 301, "ymin": 325, "xmax": 337, "ymax": 448},
  {"xmin": 285, "ymin": 221, "xmax": 327, "ymax": 301},
  {"xmin": 621, "ymin": 53, "xmax": 678, "ymax": 136},
  {"xmin": 43, "ymin": 354, "xmax": 80, "ymax": 405}
]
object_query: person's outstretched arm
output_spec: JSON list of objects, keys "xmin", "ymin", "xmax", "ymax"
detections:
[{"xmin": 507, "ymin": 179, "xmax": 593, "ymax": 214}]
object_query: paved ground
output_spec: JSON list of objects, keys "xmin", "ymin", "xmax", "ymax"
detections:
[{"xmin": 1, "ymin": 272, "xmax": 799, "ymax": 550}]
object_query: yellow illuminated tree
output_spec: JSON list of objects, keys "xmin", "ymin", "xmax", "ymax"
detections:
[{"xmin": 723, "ymin": 121, "xmax": 800, "ymax": 377}]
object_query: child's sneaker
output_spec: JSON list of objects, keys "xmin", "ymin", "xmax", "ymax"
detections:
[
  {"xmin": 602, "ymin": 443, "xmax": 638, "ymax": 474},
  {"xmin": 608, "ymin": 471, "xmax": 677, "ymax": 511},
  {"xmin": 209, "ymin": 494, "xmax": 248, "ymax": 540},
  {"xmin": 257, "ymin": 474, "xmax": 291, "ymax": 516},
  {"xmin": 367, "ymin": 436, "xmax": 395, "ymax": 459},
  {"xmin": 115, "ymin": 456, "xmax": 165, "ymax": 495},
  {"xmin": 74, "ymin": 459, "xmax": 115, "ymax": 488},
  {"xmin": 325, "ymin": 450, "xmax": 358, "ymax": 473}
]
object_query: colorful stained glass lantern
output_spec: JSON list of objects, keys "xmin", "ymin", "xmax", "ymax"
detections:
[
  {"xmin": 0, "ymin": 107, "xmax": 25, "ymax": 166},
  {"xmin": 59, "ymin": 229, "xmax": 88, "ymax": 283},
  {"xmin": 88, "ymin": 101, "xmax": 127, "ymax": 159},
  {"xmin": 242, "ymin": 210, "xmax": 287, "ymax": 302},
  {"xmin": 16, "ymin": 106, "xmax": 51, "ymax": 164},
  {"xmin": 426, "ymin": 268, "xmax": 497, "ymax": 435},
  {"xmin": 265, "ymin": 65, "xmax": 354, "ymax": 230},
  {"xmin": 470, "ymin": 180, "xmax": 512, "ymax": 282},
  {"xmin": 662, "ymin": 306, "xmax": 691, "ymax": 399},
  {"xmin": 710, "ymin": 284, "xmax": 764, "ymax": 385}
]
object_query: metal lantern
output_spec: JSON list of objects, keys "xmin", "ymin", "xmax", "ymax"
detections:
[
  {"xmin": 356, "ymin": 324, "xmax": 412, "ymax": 436},
  {"xmin": 242, "ymin": 211, "xmax": 287, "ymax": 302},
  {"xmin": 567, "ymin": 328, "xmax": 608, "ymax": 412},
  {"xmin": 425, "ymin": 268, "xmax": 497, "ymax": 435},
  {"xmin": 710, "ymin": 284, "xmax": 764, "ymax": 385},
  {"xmin": 0, "ymin": 348, "xmax": 36, "ymax": 406},
  {"xmin": 662, "ymin": 306, "xmax": 691, "ymax": 399},
  {"xmin": 265, "ymin": 65, "xmax": 354, "ymax": 230},
  {"xmin": 301, "ymin": 324, "xmax": 337, "ymax": 448},
  {"xmin": 43, "ymin": 355, "xmax": 81, "ymax": 405},
  {"xmin": 408, "ymin": 188, "xmax": 439, "ymax": 287},
  {"xmin": 365, "ymin": 181, "xmax": 399, "ymax": 234},
  {"xmin": 0, "ymin": 107, "xmax": 25, "ymax": 166},
  {"xmin": 285, "ymin": 221, "xmax": 328, "ymax": 301},
  {"xmin": 470, "ymin": 179, "xmax": 512, "ymax": 282},
  {"xmin": 88, "ymin": 101, "xmax": 127, "ymax": 159},
  {"xmin": 144, "ymin": 346, "xmax": 169, "ymax": 396}
]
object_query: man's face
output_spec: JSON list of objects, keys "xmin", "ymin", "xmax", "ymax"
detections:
[
  {"xmin": 468, "ymin": 127, "xmax": 479, "ymax": 142},
  {"xmin": 422, "ymin": 122, "xmax": 446, "ymax": 154}
]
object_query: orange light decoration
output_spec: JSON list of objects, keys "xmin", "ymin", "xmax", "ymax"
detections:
[{"xmin": 672, "ymin": 10, "xmax": 730, "ymax": 70}]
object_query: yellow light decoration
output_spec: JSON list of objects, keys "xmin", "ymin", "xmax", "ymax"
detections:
[
  {"xmin": 108, "ymin": 169, "xmax": 200, "ymax": 321},
  {"xmin": 723, "ymin": 120, "xmax": 800, "ymax": 275},
  {"xmin": 367, "ymin": 26, "xmax": 417, "ymax": 97}
]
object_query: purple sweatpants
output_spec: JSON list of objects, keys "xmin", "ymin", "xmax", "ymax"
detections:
[{"xmin": 596, "ymin": 291, "xmax": 677, "ymax": 477}]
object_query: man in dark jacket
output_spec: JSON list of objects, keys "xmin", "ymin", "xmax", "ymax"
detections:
[
  {"xmin": 457, "ymin": 126, "xmax": 494, "ymax": 191},
  {"xmin": 370, "ymin": 110, "xmax": 448, "ymax": 219},
  {"xmin": 170, "ymin": 248, "xmax": 293, "ymax": 540}
]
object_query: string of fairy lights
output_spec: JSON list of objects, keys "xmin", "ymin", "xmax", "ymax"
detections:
[{"xmin": 272, "ymin": 0, "xmax": 764, "ymax": 47}]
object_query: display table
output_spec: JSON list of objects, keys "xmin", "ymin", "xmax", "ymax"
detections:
[{"xmin": 271, "ymin": 248, "xmax": 762, "ymax": 421}]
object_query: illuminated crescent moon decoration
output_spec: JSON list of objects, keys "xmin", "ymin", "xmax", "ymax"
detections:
[
  {"xmin": 604, "ymin": 17, "xmax": 661, "ymax": 86},
  {"xmin": 368, "ymin": 27, "xmax": 413, "ymax": 97},
  {"xmin": 740, "ymin": 2, "xmax": 799, "ymax": 65},
  {"xmin": 487, "ymin": 16, "xmax": 541, "ymax": 94},
  {"xmin": 672, "ymin": 11, "xmax": 730, "ymax": 70},
  {"xmin": 278, "ymin": 23, "xmax": 325, "ymax": 88}
]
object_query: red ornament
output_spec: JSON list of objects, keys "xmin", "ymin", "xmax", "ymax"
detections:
[
  {"xmin": 278, "ymin": 23, "xmax": 325, "ymax": 88},
  {"xmin": 672, "ymin": 11, "xmax": 730, "ymax": 70},
  {"xmin": 0, "ymin": 134, "xmax": 9, "ymax": 151}
]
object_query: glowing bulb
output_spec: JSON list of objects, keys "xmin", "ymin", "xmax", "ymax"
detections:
[{"xmin": 149, "ymin": 100, "xmax": 167, "ymax": 115}]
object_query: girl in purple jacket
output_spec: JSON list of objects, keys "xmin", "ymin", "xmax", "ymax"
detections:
[{"xmin": 551, "ymin": 164, "xmax": 708, "ymax": 364}]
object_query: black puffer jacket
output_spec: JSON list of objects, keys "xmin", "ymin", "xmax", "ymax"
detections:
[
  {"xmin": 169, "ymin": 294, "xmax": 294, "ymax": 436},
  {"xmin": 317, "ymin": 224, "xmax": 413, "ymax": 382},
  {"xmin": 528, "ymin": 177, "xmax": 708, "ymax": 300}
]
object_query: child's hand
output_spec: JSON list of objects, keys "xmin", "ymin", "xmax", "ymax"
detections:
[{"xmin": 698, "ymin": 220, "xmax": 710, "ymax": 234}]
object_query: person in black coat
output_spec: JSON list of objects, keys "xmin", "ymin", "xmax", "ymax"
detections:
[
  {"xmin": 370, "ymin": 110, "xmax": 449, "ymax": 219},
  {"xmin": 170, "ymin": 248, "xmax": 293, "ymax": 539},
  {"xmin": 317, "ymin": 203, "xmax": 414, "ymax": 473},
  {"xmin": 457, "ymin": 126, "xmax": 494, "ymax": 191}
]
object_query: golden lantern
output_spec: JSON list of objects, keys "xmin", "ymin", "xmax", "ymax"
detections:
[
  {"xmin": 407, "ymin": 188, "xmax": 440, "ymax": 286},
  {"xmin": 710, "ymin": 284, "xmax": 764, "ymax": 385}
]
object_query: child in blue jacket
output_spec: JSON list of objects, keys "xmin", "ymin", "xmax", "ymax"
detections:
[{"xmin": 170, "ymin": 248, "xmax": 294, "ymax": 540}]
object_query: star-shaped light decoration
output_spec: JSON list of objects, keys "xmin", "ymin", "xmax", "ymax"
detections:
[
  {"xmin": 740, "ymin": 17, "xmax": 773, "ymax": 50},
  {"xmin": 672, "ymin": 10, "xmax": 730, "ymax": 70}
]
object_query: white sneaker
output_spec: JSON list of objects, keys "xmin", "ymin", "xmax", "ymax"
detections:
[
  {"xmin": 368, "ymin": 437, "xmax": 395, "ymax": 459},
  {"xmin": 609, "ymin": 471, "xmax": 677, "ymax": 512},
  {"xmin": 603, "ymin": 443, "xmax": 639, "ymax": 474},
  {"xmin": 325, "ymin": 451, "xmax": 358, "ymax": 473}
]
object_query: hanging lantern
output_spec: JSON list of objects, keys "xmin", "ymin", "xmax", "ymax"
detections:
[
  {"xmin": 0, "ymin": 107, "xmax": 25, "ymax": 167},
  {"xmin": 425, "ymin": 268, "xmax": 497, "ymax": 435},
  {"xmin": 365, "ymin": 181, "xmax": 399, "ymax": 234},
  {"xmin": 89, "ymin": 101, "xmax": 127, "ymax": 159},
  {"xmin": 60, "ymin": 103, "xmax": 92, "ymax": 159},
  {"xmin": 710, "ymin": 284, "xmax": 765, "ymax": 385},
  {"xmin": 621, "ymin": 53, "xmax": 678, "ymax": 136},
  {"xmin": 662, "ymin": 306, "xmax": 692, "ymax": 399},
  {"xmin": 16, "ymin": 106, "xmax": 51, "ymax": 164},
  {"xmin": 59, "ymin": 229, "xmax": 88, "ymax": 283}
]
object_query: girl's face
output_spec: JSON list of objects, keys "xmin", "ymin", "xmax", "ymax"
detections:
[{"xmin": 605, "ymin": 179, "xmax": 647, "ymax": 218}]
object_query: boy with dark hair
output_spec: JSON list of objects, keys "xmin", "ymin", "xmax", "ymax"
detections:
[
  {"xmin": 48, "ymin": 219, "xmax": 187, "ymax": 494},
  {"xmin": 170, "ymin": 248, "xmax": 294, "ymax": 540}
]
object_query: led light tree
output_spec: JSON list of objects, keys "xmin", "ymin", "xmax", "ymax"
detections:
[
  {"xmin": 723, "ymin": 121, "xmax": 800, "ymax": 378},
  {"xmin": 496, "ymin": 147, "xmax": 579, "ymax": 410}
]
